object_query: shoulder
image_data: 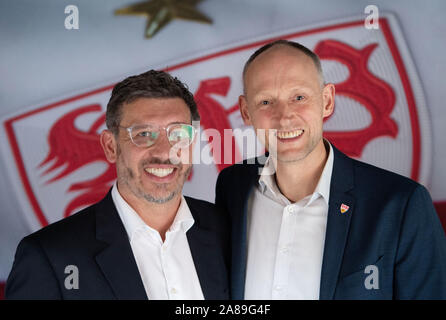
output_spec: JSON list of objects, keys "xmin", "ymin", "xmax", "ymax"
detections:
[
  {"xmin": 331, "ymin": 146, "xmax": 420, "ymax": 195},
  {"xmin": 185, "ymin": 196, "xmax": 217, "ymax": 213},
  {"xmin": 185, "ymin": 196, "xmax": 228, "ymax": 228},
  {"xmin": 21, "ymin": 202, "xmax": 99, "ymax": 252},
  {"xmin": 6, "ymin": 201, "xmax": 106, "ymax": 299},
  {"xmin": 185, "ymin": 196, "xmax": 223, "ymax": 217},
  {"xmin": 349, "ymin": 156, "xmax": 421, "ymax": 194},
  {"xmin": 217, "ymin": 155, "xmax": 265, "ymax": 183}
]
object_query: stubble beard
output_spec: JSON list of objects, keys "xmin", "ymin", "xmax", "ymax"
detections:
[
  {"xmin": 273, "ymin": 130, "xmax": 322, "ymax": 164},
  {"xmin": 116, "ymin": 144, "xmax": 192, "ymax": 205},
  {"xmin": 118, "ymin": 164, "xmax": 192, "ymax": 205}
]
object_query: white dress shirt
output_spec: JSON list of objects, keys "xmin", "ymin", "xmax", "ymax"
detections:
[
  {"xmin": 111, "ymin": 184, "xmax": 204, "ymax": 300},
  {"xmin": 244, "ymin": 142, "xmax": 334, "ymax": 300}
]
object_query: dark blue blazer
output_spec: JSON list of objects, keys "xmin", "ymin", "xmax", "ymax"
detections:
[
  {"xmin": 215, "ymin": 146, "xmax": 446, "ymax": 299},
  {"xmin": 6, "ymin": 191, "xmax": 230, "ymax": 300}
]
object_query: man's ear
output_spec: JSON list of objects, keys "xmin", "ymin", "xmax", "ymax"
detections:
[
  {"xmin": 322, "ymin": 83, "xmax": 336, "ymax": 118},
  {"xmin": 100, "ymin": 130, "xmax": 118, "ymax": 163},
  {"xmin": 239, "ymin": 95, "xmax": 252, "ymax": 125}
]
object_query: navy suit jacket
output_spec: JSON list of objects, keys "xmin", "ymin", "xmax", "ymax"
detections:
[
  {"xmin": 6, "ymin": 191, "xmax": 230, "ymax": 300},
  {"xmin": 215, "ymin": 146, "xmax": 446, "ymax": 299}
]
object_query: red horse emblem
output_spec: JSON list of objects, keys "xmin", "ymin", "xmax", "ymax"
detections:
[
  {"xmin": 39, "ymin": 104, "xmax": 116, "ymax": 217},
  {"xmin": 315, "ymin": 40, "xmax": 398, "ymax": 157}
]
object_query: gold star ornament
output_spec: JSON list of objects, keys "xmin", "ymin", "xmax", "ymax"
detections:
[{"xmin": 115, "ymin": 0, "xmax": 212, "ymax": 38}]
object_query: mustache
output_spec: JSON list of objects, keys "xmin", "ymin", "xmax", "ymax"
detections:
[{"xmin": 140, "ymin": 157, "xmax": 180, "ymax": 167}]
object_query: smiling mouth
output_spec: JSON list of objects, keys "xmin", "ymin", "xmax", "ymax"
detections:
[
  {"xmin": 144, "ymin": 167, "xmax": 175, "ymax": 177},
  {"xmin": 276, "ymin": 129, "xmax": 304, "ymax": 139}
]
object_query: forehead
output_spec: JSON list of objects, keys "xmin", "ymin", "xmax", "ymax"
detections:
[
  {"xmin": 121, "ymin": 97, "xmax": 191, "ymax": 125},
  {"xmin": 244, "ymin": 45, "xmax": 320, "ymax": 94}
]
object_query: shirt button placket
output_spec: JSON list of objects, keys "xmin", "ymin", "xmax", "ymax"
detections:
[{"xmin": 161, "ymin": 244, "xmax": 171, "ymax": 298}]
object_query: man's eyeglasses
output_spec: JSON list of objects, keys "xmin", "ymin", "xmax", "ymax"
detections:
[{"xmin": 120, "ymin": 123, "xmax": 196, "ymax": 148}]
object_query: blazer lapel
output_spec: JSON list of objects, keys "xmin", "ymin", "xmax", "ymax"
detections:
[
  {"xmin": 319, "ymin": 147, "xmax": 355, "ymax": 300},
  {"xmin": 185, "ymin": 197, "xmax": 229, "ymax": 299},
  {"xmin": 232, "ymin": 159, "xmax": 264, "ymax": 300},
  {"xmin": 94, "ymin": 191, "xmax": 148, "ymax": 300},
  {"xmin": 187, "ymin": 224, "xmax": 225, "ymax": 299}
]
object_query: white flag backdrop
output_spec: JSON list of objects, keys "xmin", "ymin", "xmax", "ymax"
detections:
[{"xmin": 1, "ymin": 0, "xmax": 445, "ymax": 298}]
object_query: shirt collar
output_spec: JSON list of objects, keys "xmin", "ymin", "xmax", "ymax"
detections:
[
  {"xmin": 258, "ymin": 156, "xmax": 282, "ymax": 199},
  {"xmin": 312, "ymin": 140, "xmax": 334, "ymax": 204},
  {"xmin": 259, "ymin": 140, "xmax": 334, "ymax": 205},
  {"xmin": 111, "ymin": 183, "xmax": 194, "ymax": 240},
  {"xmin": 169, "ymin": 196, "xmax": 195, "ymax": 233}
]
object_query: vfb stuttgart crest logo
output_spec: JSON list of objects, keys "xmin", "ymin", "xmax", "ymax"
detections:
[{"xmin": 1, "ymin": 14, "xmax": 431, "ymax": 230}]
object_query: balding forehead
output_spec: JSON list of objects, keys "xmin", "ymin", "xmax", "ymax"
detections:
[{"xmin": 242, "ymin": 44, "xmax": 324, "ymax": 93}]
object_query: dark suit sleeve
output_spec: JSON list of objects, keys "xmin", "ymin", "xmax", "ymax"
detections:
[
  {"xmin": 394, "ymin": 185, "xmax": 446, "ymax": 299},
  {"xmin": 6, "ymin": 236, "xmax": 62, "ymax": 300},
  {"xmin": 215, "ymin": 167, "xmax": 229, "ymax": 212}
]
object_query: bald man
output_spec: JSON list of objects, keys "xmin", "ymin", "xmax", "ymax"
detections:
[{"xmin": 216, "ymin": 40, "xmax": 446, "ymax": 300}]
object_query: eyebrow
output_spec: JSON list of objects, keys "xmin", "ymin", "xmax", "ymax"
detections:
[
  {"xmin": 127, "ymin": 121, "xmax": 192, "ymax": 127},
  {"xmin": 252, "ymin": 85, "xmax": 313, "ymax": 96}
]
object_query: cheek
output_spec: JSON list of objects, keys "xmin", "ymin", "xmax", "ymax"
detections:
[
  {"xmin": 301, "ymin": 106, "xmax": 324, "ymax": 124},
  {"xmin": 117, "ymin": 146, "xmax": 143, "ymax": 171},
  {"xmin": 183, "ymin": 163, "xmax": 193, "ymax": 177},
  {"xmin": 125, "ymin": 167, "xmax": 135, "ymax": 179},
  {"xmin": 250, "ymin": 109, "xmax": 275, "ymax": 128},
  {"xmin": 168, "ymin": 144, "xmax": 193, "ymax": 165},
  {"xmin": 180, "ymin": 146, "xmax": 194, "ymax": 165},
  {"xmin": 117, "ymin": 156, "xmax": 135, "ymax": 178}
]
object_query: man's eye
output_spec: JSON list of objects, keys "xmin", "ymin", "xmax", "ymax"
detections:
[
  {"xmin": 137, "ymin": 131, "xmax": 155, "ymax": 138},
  {"xmin": 295, "ymin": 95, "xmax": 304, "ymax": 101},
  {"xmin": 261, "ymin": 100, "xmax": 270, "ymax": 105}
]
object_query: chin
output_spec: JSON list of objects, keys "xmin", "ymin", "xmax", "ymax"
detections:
[
  {"xmin": 142, "ymin": 190, "xmax": 178, "ymax": 204},
  {"xmin": 275, "ymin": 149, "xmax": 309, "ymax": 163}
]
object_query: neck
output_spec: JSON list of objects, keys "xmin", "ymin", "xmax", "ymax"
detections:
[
  {"xmin": 274, "ymin": 140, "xmax": 328, "ymax": 203},
  {"xmin": 117, "ymin": 184, "xmax": 181, "ymax": 241}
]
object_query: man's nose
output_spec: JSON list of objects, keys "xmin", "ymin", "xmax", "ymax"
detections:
[
  {"xmin": 148, "ymin": 130, "xmax": 172, "ymax": 158},
  {"xmin": 275, "ymin": 102, "xmax": 294, "ymax": 127}
]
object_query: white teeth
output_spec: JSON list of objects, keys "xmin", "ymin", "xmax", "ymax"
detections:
[
  {"xmin": 277, "ymin": 129, "xmax": 304, "ymax": 139},
  {"xmin": 145, "ymin": 167, "xmax": 174, "ymax": 177}
]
